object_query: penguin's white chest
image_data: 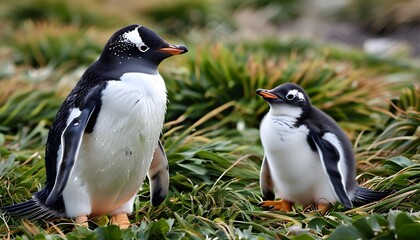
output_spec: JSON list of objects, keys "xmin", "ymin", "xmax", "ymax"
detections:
[
  {"xmin": 260, "ymin": 114, "xmax": 335, "ymax": 206},
  {"xmin": 62, "ymin": 72, "xmax": 166, "ymax": 216}
]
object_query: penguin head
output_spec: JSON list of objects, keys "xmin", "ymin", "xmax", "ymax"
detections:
[
  {"xmin": 100, "ymin": 24, "xmax": 188, "ymax": 73},
  {"xmin": 256, "ymin": 83, "xmax": 311, "ymax": 119}
]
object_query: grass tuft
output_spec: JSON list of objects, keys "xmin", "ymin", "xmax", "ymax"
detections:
[
  {"xmin": 0, "ymin": 0, "xmax": 118, "ymax": 28},
  {"xmin": 1, "ymin": 22, "xmax": 103, "ymax": 69}
]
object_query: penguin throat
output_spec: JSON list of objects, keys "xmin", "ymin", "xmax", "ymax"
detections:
[
  {"xmin": 269, "ymin": 105, "xmax": 303, "ymax": 120},
  {"xmin": 101, "ymin": 57, "xmax": 159, "ymax": 75}
]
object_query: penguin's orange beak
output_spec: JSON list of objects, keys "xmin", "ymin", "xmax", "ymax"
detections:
[
  {"xmin": 158, "ymin": 44, "xmax": 188, "ymax": 55},
  {"xmin": 256, "ymin": 89, "xmax": 278, "ymax": 99}
]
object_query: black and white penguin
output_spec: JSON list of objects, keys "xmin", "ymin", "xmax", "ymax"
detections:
[
  {"xmin": 2, "ymin": 24, "xmax": 188, "ymax": 228},
  {"xmin": 256, "ymin": 83, "xmax": 389, "ymax": 214}
]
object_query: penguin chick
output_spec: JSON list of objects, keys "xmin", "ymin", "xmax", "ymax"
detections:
[
  {"xmin": 256, "ymin": 83, "xmax": 390, "ymax": 214},
  {"xmin": 2, "ymin": 24, "xmax": 188, "ymax": 228}
]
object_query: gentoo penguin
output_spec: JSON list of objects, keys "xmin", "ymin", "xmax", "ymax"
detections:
[
  {"xmin": 256, "ymin": 83, "xmax": 389, "ymax": 214},
  {"xmin": 2, "ymin": 25, "xmax": 187, "ymax": 228}
]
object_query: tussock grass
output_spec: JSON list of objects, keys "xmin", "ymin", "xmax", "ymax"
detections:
[
  {"xmin": 1, "ymin": 0, "xmax": 419, "ymax": 239},
  {"xmin": 1, "ymin": 22, "xmax": 103, "ymax": 69},
  {"xmin": 0, "ymin": 0, "xmax": 119, "ymax": 28}
]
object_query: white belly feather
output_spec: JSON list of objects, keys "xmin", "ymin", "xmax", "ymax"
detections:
[
  {"xmin": 260, "ymin": 114, "xmax": 337, "ymax": 206},
  {"xmin": 62, "ymin": 72, "xmax": 166, "ymax": 217}
]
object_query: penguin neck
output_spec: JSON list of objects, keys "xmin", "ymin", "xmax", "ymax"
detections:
[
  {"xmin": 268, "ymin": 105, "xmax": 302, "ymax": 120},
  {"xmin": 98, "ymin": 56, "xmax": 159, "ymax": 75}
]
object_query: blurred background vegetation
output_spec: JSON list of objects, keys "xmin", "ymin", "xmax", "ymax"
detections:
[{"xmin": 0, "ymin": 0, "xmax": 419, "ymax": 239}]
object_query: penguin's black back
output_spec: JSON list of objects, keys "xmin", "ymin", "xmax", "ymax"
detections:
[{"xmin": 302, "ymin": 106, "xmax": 358, "ymax": 192}]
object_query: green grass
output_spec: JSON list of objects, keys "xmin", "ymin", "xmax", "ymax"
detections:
[
  {"xmin": 1, "ymin": 0, "xmax": 419, "ymax": 239},
  {"xmin": 1, "ymin": 22, "xmax": 103, "ymax": 69},
  {"xmin": 0, "ymin": 0, "xmax": 120, "ymax": 28}
]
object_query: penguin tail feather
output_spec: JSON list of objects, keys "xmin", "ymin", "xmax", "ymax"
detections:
[
  {"xmin": 352, "ymin": 187, "xmax": 392, "ymax": 207},
  {"xmin": 1, "ymin": 188, "xmax": 65, "ymax": 220}
]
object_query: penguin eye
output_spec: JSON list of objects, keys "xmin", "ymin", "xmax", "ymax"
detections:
[
  {"xmin": 139, "ymin": 44, "xmax": 150, "ymax": 52},
  {"xmin": 286, "ymin": 93, "xmax": 295, "ymax": 101}
]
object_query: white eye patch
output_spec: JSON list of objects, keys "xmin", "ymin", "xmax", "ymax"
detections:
[
  {"xmin": 122, "ymin": 26, "xmax": 149, "ymax": 51},
  {"xmin": 122, "ymin": 26, "xmax": 143, "ymax": 45},
  {"xmin": 286, "ymin": 89, "xmax": 305, "ymax": 102}
]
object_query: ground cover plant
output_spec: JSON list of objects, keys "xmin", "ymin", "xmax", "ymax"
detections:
[{"xmin": 0, "ymin": 0, "xmax": 419, "ymax": 239}]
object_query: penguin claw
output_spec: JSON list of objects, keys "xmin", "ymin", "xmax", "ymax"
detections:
[
  {"xmin": 110, "ymin": 213, "xmax": 131, "ymax": 229},
  {"xmin": 260, "ymin": 199, "xmax": 293, "ymax": 212}
]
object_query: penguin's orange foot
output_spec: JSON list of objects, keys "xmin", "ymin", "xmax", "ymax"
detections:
[
  {"xmin": 260, "ymin": 199, "xmax": 293, "ymax": 212},
  {"xmin": 75, "ymin": 216, "xmax": 88, "ymax": 227},
  {"xmin": 317, "ymin": 203, "xmax": 332, "ymax": 215},
  {"xmin": 110, "ymin": 213, "xmax": 131, "ymax": 229}
]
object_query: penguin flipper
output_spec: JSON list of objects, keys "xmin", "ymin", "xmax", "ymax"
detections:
[
  {"xmin": 45, "ymin": 98, "xmax": 97, "ymax": 206},
  {"xmin": 310, "ymin": 132, "xmax": 353, "ymax": 208},
  {"xmin": 147, "ymin": 140, "xmax": 169, "ymax": 206},
  {"xmin": 260, "ymin": 156, "xmax": 275, "ymax": 200}
]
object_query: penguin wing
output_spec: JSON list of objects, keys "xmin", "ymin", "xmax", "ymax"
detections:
[
  {"xmin": 45, "ymin": 92, "xmax": 99, "ymax": 206},
  {"xmin": 260, "ymin": 156, "xmax": 275, "ymax": 200},
  {"xmin": 147, "ymin": 140, "xmax": 169, "ymax": 206},
  {"xmin": 309, "ymin": 132, "xmax": 353, "ymax": 208}
]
